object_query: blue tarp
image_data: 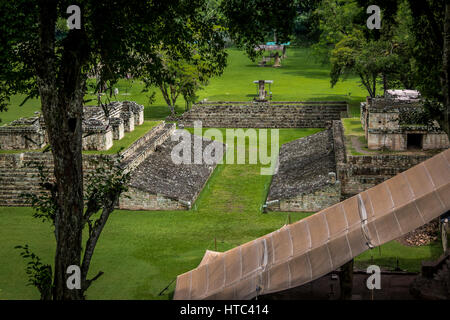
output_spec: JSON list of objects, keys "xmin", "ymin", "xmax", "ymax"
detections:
[{"xmin": 265, "ymin": 41, "xmax": 290, "ymax": 46}]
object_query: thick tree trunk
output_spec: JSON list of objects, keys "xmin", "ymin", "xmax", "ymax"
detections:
[{"xmin": 36, "ymin": 0, "xmax": 88, "ymax": 300}]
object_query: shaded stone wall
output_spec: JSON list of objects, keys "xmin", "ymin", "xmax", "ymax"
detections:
[
  {"xmin": 332, "ymin": 119, "xmax": 440, "ymax": 197},
  {"xmin": 118, "ymin": 187, "xmax": 188, "ymax": 211},
  {"xmin": 0, "ymin": 152, "xmax": 112, "ymax": 206},
  {"xmin": 337, "ymin": 153, "xmax": 433, "ymax": 197},
  {"xmin": 362, "ymin": 96, "xmax": 449, "ymax": 151},
  {"xmin": 278, "ymin": 183, "xmax": 341, "ymax": 212},
  {"xmin": 179, "ymin": 102, "xmax": 348, "ymax": 128}
]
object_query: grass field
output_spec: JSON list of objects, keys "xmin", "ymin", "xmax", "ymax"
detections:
[
  {"xmin": 0, "ymin": 47, "xmax": 367, "ymax": 125},
  {"xmin": 0, "ymin": 48, "xmax": 443, "ymax": 300}
]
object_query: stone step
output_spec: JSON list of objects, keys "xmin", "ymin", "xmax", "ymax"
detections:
[
  {"xmin": 120, "ymin": 123, "xmax": 176, "ymax": 173},
  {"xmin": 120, "ymin": 121, "xmax": 165, "ymax": 160},
  {"xmin": 350, "ymin": 167, "xmax": 407, "ymax": 176}
]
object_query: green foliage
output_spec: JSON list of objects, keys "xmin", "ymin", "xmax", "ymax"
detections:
[
  {"xmin": 14, "ymin": 244, "xmax": 53, "ymax": 300},
  {"xmin": 315, "ymin": 0, "xmax": 421, "ymax": 97},
  {"xmin": 221, "ymin": 0, "xmax": 297, "ymax": 60},
  {"xmin": 84, "ymin": 154, "xmax": 131, "ymax": 216}
]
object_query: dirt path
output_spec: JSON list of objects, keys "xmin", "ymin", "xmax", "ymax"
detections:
[{"xmin": 351, "ymin": 136, "xmax": 371, "ymax": 155}]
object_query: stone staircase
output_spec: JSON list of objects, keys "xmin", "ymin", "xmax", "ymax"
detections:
[
  {"xmin": 120, "ymin": 122, "xmax": 176, "ymax": 173},
  {"xmin": 179, "ymin": 102, "xmax": 348, "ymax": 128},
  {"xmin": 0, "ymin": 122, "xmax": 176, "ymax": 206},
  {"xmin": 338, "ymin": 154, "xmax": 432, "ymax": 197}
]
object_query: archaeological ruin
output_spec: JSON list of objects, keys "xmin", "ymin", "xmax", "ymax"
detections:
[
  {"xmin": 361, "ymin": 90, "xmax": 449, "ymax": 151},
  {"xmin": 0, "ymin": 99, "xmax": 226, "ymax": 209},
  {"xmin": 0, "ymin": 100, "xmax": 145, "ymax": 151},
  {"xmin": 265, "ymin": 128, "xmax": 340, "ymax": 212},
  {"xmin": 178, "ymin": 100, "xmax": 349, "ymax": 128},
  {"xmin": 1, "ymin": 97, "xmax": 448, "ymax": 213}
]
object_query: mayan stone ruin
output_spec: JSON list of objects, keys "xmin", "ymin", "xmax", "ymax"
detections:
[
  {"xmin": 265, "ymin": 128, "xmax": 340, "ymax": 212},
  {"xmin": 0, "ymin": 100, "xmax": 225, "ymax": 210},
  {"xmin": 0, "ymin": 100, "xmax": 145, "ymax": 151},
  {"xmin": 179, "ymin": 100, "xmax": 349, "ymax": 128},
  {"xmin": 361, "ymin": 90, "xmax": 450, "ymax": 151}
]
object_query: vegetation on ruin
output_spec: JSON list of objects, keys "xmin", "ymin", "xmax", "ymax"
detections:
[{"xmin": 82, "ymin": 121, "xmax": 161, "ymax": 155}]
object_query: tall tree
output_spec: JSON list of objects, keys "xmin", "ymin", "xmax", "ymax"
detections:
[
  {"xmin": 0, "ymin": 0, "xmax": 297, "ymax": 299},
  {"xmin": 406, "ymin": 0, "xmax": 450, "ymax": 138}
]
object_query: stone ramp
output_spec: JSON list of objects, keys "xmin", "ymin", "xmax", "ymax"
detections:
[
  {"xmin": 120, "ymin": 122, "xmax": 176, "ymax": 173},
  {"xmin": 119, "ymin": 131, "xmax": 225, "ymax": 210},
  {"xmin": 179, "ymin": 102, "xmax": 348, "ymax": 128},
  {"xmin": 266, "ymin": 129, "xmax": 340, "ymax": 212}
]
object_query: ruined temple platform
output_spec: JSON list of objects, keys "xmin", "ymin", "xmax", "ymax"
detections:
[
  {"xmin": 178, "ymin": 101, "xmax": 348, "ymax": 128},
  {"xmin": 265, "ymin": 128, "xmax": 340, "ymax": 212},
  {"xmin": 119, "ymin": 131, "xmax": 225, "ymax": 210}
]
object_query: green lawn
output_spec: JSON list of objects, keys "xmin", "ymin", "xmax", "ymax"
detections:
[{"xmin": 0, "ymin": 47, "xmax": 368, "ymax": 125}]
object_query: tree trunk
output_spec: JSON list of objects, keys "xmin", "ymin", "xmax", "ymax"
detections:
[
  {"xmin": 36, "ymin": 1, "xmax": 88, "ymax": 300},
  {"xmin": 442, "ymin": 1, "xmax": 450, "ymax": 140}
]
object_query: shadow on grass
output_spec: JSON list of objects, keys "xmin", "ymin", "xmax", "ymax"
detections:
[{"xmin": 144, "ymin": 105, "xmax": 185, "ymax": 120}]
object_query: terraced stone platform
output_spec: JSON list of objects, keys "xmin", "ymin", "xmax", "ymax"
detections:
[
  {"xmin": 0, "ymin": 122, "xmax": 224, "ymax": 210},
  {"xmin": 119, "ymin": 132, "xmax": 225, "ymax": 210},
  {"xmin": 179, "ymin": 101, "xmax": 348, "ymax": 128}
]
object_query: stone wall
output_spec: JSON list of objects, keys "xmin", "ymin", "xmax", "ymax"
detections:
[
  {"xmin": 336, "ymin": 151, "xmax": 434, "ymax": 197},
  {"xmin": 362, "ymin": 96, "xmax": 449, "ymax": 151},
  {"xmin": 82, "ymin": 119, "xmax": 114, "ymax": 151},
  {"xmin": 119, "ymin": 131, "xmax": 225, "ymax": 211},
  {"xmin": 0, "ymin": 117, "xmax": 46, "ymax": 150},
  {"xmin": 277, "ymin": 183, "xmax": 341, "ymax": 212},
  {"xmin": 331, "ymin": 119, "xmax": 441, "ymax": 197},
  {"xmin": 118, "ymin": 187, "xmax": 188, "ymax": 211},
  {"xmin": 0, "ymin": 101, "xmax": 145, "ymax": 151},
  {"xmin": 266, "ymin": 128, "xmax": 341, "ymax": 212},
  {"xmin": 367, "ymin": 132, "xmax": 406, "ymax": 150},
  {"xmin": 0, "ymin": 152, "xmax": 113, "ymax": 206},
  {"xmin": 0, "ymin": 122, "xmax": 221, "ymax": 211},
  {"xmin": 0, "ymin": 121, "xmax": 173, "ymax": 207},
  {"xmin": 179, "ymin": 101, "xmax": 348, "ymax": 128}
]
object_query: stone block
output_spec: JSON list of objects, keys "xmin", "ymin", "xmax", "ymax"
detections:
[
  {"xmin": 120, "ymin": 111, "xmax": 135, "ymax": 132},
  {"xmin": 109, "ymin": 117, "xmax": 124, "ymax": 140}
]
